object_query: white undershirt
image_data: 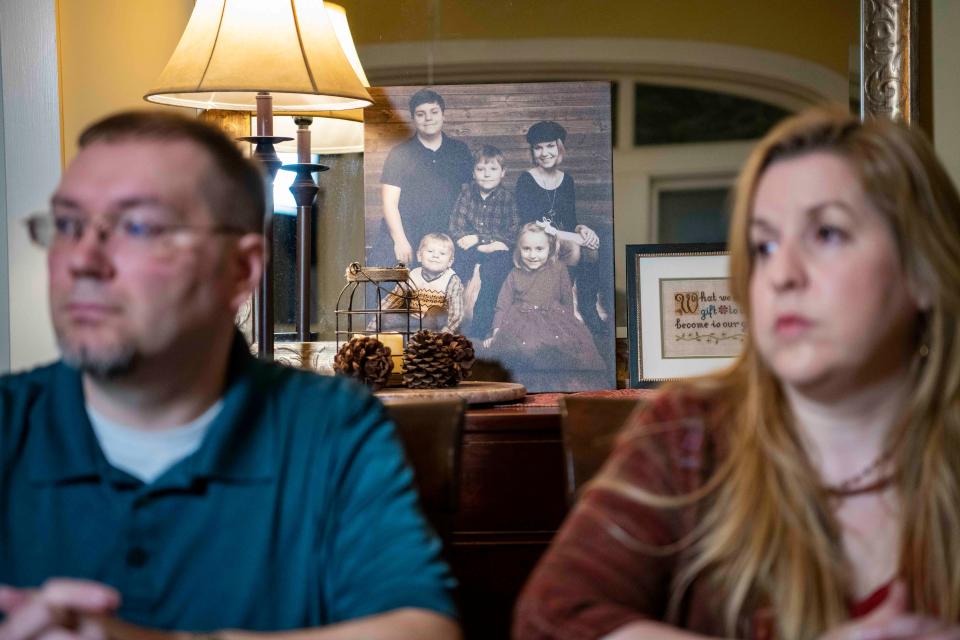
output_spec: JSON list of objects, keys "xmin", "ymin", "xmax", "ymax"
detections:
[{"xmin": 86, "ymin": 400, "xmax": 223, "ymax": 483}]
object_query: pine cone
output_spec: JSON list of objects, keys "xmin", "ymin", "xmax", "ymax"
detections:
[
  {"xmin": 402, "ymin": 330, "xmax": 456, "ymax": 389},
  {"xmin": 333, "ymin": 336, "xmax": 394, "ymax": 390},
  {"xmin": 442, "ymin": 333, "xmax": 475, "ymax": 386}
]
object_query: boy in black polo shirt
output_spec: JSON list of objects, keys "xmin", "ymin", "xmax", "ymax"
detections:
[{"xmin": 374, "ymin": 88, "xmax": 473, "ymax": 267}]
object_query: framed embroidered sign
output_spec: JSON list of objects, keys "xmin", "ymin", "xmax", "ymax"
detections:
[{"xmin": 626, "ymin": 243, "xmax": 744, "ymax": 387}]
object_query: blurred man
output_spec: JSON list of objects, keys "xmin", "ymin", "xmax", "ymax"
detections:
[{"xmin": 0, "ymin": 111, "xmax": 460, "ymax": 640}]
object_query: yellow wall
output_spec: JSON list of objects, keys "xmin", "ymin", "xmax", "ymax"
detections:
[
  {"xmin": 57, "ymin": 1, "xmax": 859, "ymax": 165},
  {"xmin": 338, "ymin": 0, "xmax": 859, "ymax": 77},
  {"xmin": 56, "ymin": 0, "xmax": 194, "ymax": 163}
]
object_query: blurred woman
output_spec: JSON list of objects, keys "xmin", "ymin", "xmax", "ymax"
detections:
[{"xmin": 514, "ymin": 108, "xmax": 960, "ymax": 639}]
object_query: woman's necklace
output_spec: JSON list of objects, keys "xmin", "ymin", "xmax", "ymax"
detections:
[
  {"xmin": 531, "ymin": 170, "xmax": 562, "ymax": 217},
  {"xmin": 822, "ymin": 446, "xmax": 897, "ymax": 498},
  {"xmin": 544, "ymin": 186, "xmax": 559, "ymax": 218}
]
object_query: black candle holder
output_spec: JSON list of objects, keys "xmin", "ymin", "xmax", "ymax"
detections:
[{"xmin": 280, "ymin": 117, "xmax": 328, "ymax": 342}]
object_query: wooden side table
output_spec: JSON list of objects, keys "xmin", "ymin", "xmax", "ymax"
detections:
[{"xmin": 451, "ymin": 403, "xmax": 568, "ymax": 639}]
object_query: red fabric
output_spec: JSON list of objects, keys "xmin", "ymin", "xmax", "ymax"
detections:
[
  {"xmin": 849, "ymin": 581, "xmax": 893, "ymax": 618},
  {"xmin": 749, "ymin": 586, "xmax": 893, "ymax": 640}
]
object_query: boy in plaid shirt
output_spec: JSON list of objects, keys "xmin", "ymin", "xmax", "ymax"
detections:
[{"xmin": 449, "ymin": 144, "xmax": 519, "ymax": 338}]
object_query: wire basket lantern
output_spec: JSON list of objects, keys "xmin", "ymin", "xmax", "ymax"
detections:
[{"xmin": 335, "ymin": 262, "xmax": 423, "ymax": 353}]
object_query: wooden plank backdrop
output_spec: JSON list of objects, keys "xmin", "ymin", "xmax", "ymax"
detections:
[{"xmin": 363, "ymin": 82, "xmax": 614, "ymax": 239}]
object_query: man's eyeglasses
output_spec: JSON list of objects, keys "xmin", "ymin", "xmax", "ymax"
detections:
[{"xmin": 25, "ymin": 211, "xmax": 247, "ymax": 257}]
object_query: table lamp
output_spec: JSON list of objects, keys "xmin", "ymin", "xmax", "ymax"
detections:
[{"xmin": 144, "ymin": 0, "xmax": 372, "ymax": 360}]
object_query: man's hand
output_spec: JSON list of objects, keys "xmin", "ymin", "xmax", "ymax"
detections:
[
  {"xmin": 457, "ymin": 235, "xmax": 479, "ymax": 250},
  {"xmin": 393, "ymin": 238, "xmax": 413, "ymax": 265},
  {"xmin": 0, "ymin": 579, "xmax": 119, "ymax": 640},
  {"xmin": 1, "ymin": 586, "xmax": 460, "ymax": 640},
  {"xmin": 477, "ymin": 241, "xmax": 508, "ymax": 254}
]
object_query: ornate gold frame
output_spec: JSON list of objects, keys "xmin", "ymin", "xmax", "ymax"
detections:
[{"xmin": 861, "ymin": 0, "xmax": 918, "ymax": 122}]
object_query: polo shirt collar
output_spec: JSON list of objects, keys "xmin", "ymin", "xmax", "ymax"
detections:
[
  {"xmin": 415, "ymin": 132, "xmax": 450, "ymax": 153},
  {"xmin": 185, "ymin": 332, "xmax": 275, "ymax": 483},
  {"xmin": 27, "ymin": 332, "xmax": 275, "ymax": 485},
  {"xmin": 25, "ymin": 362, "xmax": 103, "ymax": 483}
]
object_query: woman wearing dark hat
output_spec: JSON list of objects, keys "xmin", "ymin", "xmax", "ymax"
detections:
[{"xmin": 515, "ymin": 120, "xmax": 605, "ymax": 339}]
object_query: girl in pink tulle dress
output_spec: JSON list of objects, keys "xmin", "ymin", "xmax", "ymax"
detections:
[{"xmin": 482, "ymin": 223, "xmax": 604, "ymax": 390}]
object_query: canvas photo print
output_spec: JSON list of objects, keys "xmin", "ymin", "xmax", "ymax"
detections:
[{"xmin": 364, "ymin": 82, "xmax": 615, "ymax": 392}]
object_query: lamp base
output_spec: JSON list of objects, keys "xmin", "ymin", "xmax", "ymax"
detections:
[{"xmin": 240, "ymin": 134, "xmax": 292, "ymax": 361}]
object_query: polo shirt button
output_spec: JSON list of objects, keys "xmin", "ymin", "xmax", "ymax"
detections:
[{"xmin": 126, "ymin": 547, "xmax": 149, "ymax": 567}]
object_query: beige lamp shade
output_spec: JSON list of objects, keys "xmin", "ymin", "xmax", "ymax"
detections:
[
  {"xmin": 251, "ymin": 116, "xmax": 363, "ymax": 154},
  {"xmin": 251, "ymin": 3, "xmax": 367, "ymax": 154},
  {"xmin": 324, "ymin": 2, "xmax": 369, "ymax": 87},
  {"xmin": 144, "ymin": 0, "xmax": 372, "ymax": 111}
]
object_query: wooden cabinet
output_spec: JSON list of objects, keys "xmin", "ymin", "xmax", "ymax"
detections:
[{"xmin": 451, "ymin": 405, "xmax": 567, "ymax": 639}]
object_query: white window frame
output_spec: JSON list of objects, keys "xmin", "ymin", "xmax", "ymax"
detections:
[{"xmin": 649, "ymin": 173, "xmax": 736, "ymax": 243}]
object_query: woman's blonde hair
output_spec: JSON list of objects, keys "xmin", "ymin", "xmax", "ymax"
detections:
[{"xmin": 610, "ymin": 107, "xmax": 960, "ymax": 638}]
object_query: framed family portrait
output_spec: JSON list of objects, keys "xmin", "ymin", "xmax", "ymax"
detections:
[
  {"xmin": 363, "ymin": 82, "xmax": 616, "ymax": 392},
  {"xmin": 626, "ymin": 243, "xmax": 745, "ymax": 387}
]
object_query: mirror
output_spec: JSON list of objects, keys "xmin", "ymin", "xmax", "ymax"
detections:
[{"xmin": 282, "ymin": 0, "xmax": 868, "ymax": 342}]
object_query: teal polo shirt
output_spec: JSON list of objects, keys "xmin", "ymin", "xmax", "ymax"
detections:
[{"xmin": 0, "ymin": 336, "xmax": 455, "ymax": 630}]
